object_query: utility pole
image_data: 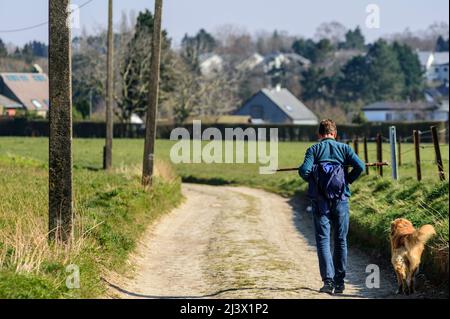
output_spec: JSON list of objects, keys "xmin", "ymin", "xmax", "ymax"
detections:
[
  {"xmin": 104, "ymin": 0, "xmax": 114, "ymax": 170},
  {"xmin": 142, "ymin": 0, "xmax": 163, "ymax": 188},
  {"xmin": 48, "ymin": 0, "xmax": 73, "ymax": 242}
]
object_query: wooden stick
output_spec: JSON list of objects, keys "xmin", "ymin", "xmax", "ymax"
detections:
[
  {"xmin": 431, "ymin": 126, "xmax": 446, "ymax": 181},
  {"xmin": 276, "ymin": 162, "xmax": 389, "ymax": 172}
]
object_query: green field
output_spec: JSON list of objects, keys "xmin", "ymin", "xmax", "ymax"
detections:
[
  {"xmin": 1, "ymin": 137, "xmax": 448, "ymax": 194},
  {"xmin": 0, "ymin": 137, "xmax": 448, "ymax": 297}
]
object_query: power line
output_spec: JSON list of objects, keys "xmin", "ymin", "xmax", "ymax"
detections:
[{"xmin": 0, "ymin": 0, "xmax": 95, "ymax": 33}]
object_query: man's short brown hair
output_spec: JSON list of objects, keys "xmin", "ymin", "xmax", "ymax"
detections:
[{"xmin": 318, "ymin": 119, "xmax": 337, "ymax": 136}]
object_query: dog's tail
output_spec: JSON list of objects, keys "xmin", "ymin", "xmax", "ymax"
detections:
[{"xmin": 413, "ymin": 224, "xmax": 436, "ymax": 244}]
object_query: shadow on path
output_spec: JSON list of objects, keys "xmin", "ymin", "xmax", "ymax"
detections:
[{"xmin": 102, "ymin": 277, "xmax": 365, "ymax": 299}]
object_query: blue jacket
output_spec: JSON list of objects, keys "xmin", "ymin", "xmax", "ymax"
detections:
[{"xmin": 298, "ymin": 138, "xmax": 365, "ymax": 198}]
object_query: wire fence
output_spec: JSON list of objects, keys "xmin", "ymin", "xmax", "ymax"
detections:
[{"xmin": 342, "ymin": 126, "xmax": 449, "ymax": 182}]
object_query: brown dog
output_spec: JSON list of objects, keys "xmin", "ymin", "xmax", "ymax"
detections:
[{"xmin": 390, "ymin": 218, "xmax": 436, "ymax": 295}]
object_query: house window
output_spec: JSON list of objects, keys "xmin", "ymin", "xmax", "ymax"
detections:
[
  {"xmin": 6, "ymin": 75, "xmax": 19, "ymax": 81},
  {"xmin": 385, "ymin": 113, "xmax": 392, "ymax": 121},
  {"xmin": 32, "ymin": 75, "xmax": 46, "ymax": 82},
  {"xmin": 251, "ymin": 105, "xmax": 263, "ymax": 119},
  {"xmin": 31, "ymin": 99, "xmax": 43, "ymax": 109}
]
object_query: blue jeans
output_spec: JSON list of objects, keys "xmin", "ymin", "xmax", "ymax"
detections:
[{"xmin": 311, "ymin": 198, "xmax": 349, "ymax": 285}]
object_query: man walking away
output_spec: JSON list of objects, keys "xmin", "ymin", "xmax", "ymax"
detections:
[{"xmin": 298, "ymin": 119, "xmax": 365, "ymax": 295}]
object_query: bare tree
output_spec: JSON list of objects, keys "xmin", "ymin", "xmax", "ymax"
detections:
[{"xmin": 315, "ymin": 21, "xmax": 347, "ymax": 45}]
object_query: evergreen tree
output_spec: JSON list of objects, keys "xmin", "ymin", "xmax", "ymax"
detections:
[
  {"xmin": 340, "ymin": 26, "xmax": 365, "ymax": 50},
  {"xmin": 181, "ymin": 28, "xmax": 216, "ymax": 71},
  {"xmin": 292, "ymin": 38, "xmax": 317, "ymax": 61},
  {"xmin": 300, "ymin": 67, "xmax": 329, "ymax": 101},
  {"xmin": 0, "ymin": 38, "xmax": 7, "ymax": 57},
  {"xmin": 364, "ymin": 40, "xmax": 405, "ymax": 102},
  {"xmin": 117, "ymin": 9, "xmax": 173, "ymax": 121},
  {"xmin": 22, "ymin": 41, "xmax": 48, "ymax": 58},
  {"xmin": 336, "ymin": 55, "xmax": 369, "ymax": 102},
  {"xmin": 435, "ymin": 35, "xmax": 449, "ymax": 52},
  {"xmin": 392, "ymin": 42, "xmax": 424, "ymax": 101},
  {"xmin": 292, "ymin": 38, "xmax": 333, "ymax": 63}
]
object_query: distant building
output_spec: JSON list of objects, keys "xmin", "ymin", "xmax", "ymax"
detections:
[
  {"xmin": 0, "ymin": 72, "xmax": 49, "ymax": 117},
  {"xmin": 234, "ymin": 86, "xmax": 318, "ymax": 125},
  {"xmin": 236, "ymin": 53, "xmax": 265, "ymax": 71},
  {"xmin": 0, "ymin": 94, "xmax": 23, "ymax": 117},
  {"xmin": 417, "ymin": 51, "xmax": 449, "ymax": 84},
  {"xmin": 198, "ymin": 53, "xmax": 223, "ymax": 77},
  {"xmin": 362, "ymin": 101, "xmax": 448, "ymax": 122},
  {"xmin": 262, "ymin": 52, "xmax": 310, "ymax": 73},
  {"xmin": 424, "ymin": 82, "xmax": 449, "ymax": 104}
]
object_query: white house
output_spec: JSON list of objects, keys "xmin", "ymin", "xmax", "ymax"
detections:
[
  {"xmin": 236, "ymin": 53, "xmax": 265, "ymax": 71},
  {"xmin": 262, "ymin": 52, "xmax": 310, "ymax": 74},
  {"xmin": 417, "ymin": 51, "xmax": 449, "ymax": 84},
  {"xmin": 362, "ymin": 101, "xmax": 448, "ymax": 122},
  {"xmin": 198, "ymin": 53, "xmax": 223, "ymax": 77}
]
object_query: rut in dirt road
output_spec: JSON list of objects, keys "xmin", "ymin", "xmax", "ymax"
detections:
[{"xmin": 111, "ymin": 183, "xmax": 397, "ymax": 299}]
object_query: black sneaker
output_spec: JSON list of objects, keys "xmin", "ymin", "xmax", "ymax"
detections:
[
  {"xmin": 334, "ymin": 283, "xmax": 345, "ymax": 294},
  {"xmin": 319, "ymin": 282, "xmax": 335, "ymax": 295}
]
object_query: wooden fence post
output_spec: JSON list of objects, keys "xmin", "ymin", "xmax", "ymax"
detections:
[
  {"xmin": 413, "ymin": 130, "xmax": 422, "ymax": 182},
  {"xmin": 376, "ymin": 133, "xmax": 383, "ymax": 177},
  {"xmin": 431, "ymin": 126, "xmax": 446, "ymax": 181},
  {"xmin": 397, "ymin": 136, "xmax": 402, "ymax": 167},
  {"xmin": 390, "ymin": 126, "xmax": 398, "ymax": 180},
  {"xmin": 353, "ymin": 136, "xmax": 359, "ymax": 156},
  {"xmin": 364, "ymin": 136, "xmax": 369, "ymax": 175}
]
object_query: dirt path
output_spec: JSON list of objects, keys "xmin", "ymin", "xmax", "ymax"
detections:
[{"xmin": 109, "ymin": 183, "xmax": 398, "ymax": 299}]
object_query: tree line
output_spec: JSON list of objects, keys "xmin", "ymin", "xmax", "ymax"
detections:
[{"xmin": 0, "ymin": 19, "xmax": 448, "ymax": 124}]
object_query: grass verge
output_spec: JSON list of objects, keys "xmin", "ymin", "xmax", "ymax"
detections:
[{"xmin": 0, "ymin": 155, "xmax": 182, "ymax": 298}]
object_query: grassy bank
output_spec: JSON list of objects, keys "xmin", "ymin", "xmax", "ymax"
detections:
[
  {"xmin": 0, "ymin": 137, "xmax": 448, "ymax": 292},
  {"xmin": 350, "ymin": 177, "xmax": 448, "ymax": 282},
  {"xmin": 0, "ymin": 142, "xmax": 182, "ymax": 298}
]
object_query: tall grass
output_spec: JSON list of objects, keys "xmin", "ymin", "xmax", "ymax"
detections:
[{"xmin": 0, "ymin": 152, "xmax": 182, "ymax": 298}]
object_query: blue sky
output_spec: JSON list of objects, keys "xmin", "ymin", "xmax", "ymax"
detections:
[{"xmin": 0, "ymin": 0, "xmax": 448, "ymax": 46}]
